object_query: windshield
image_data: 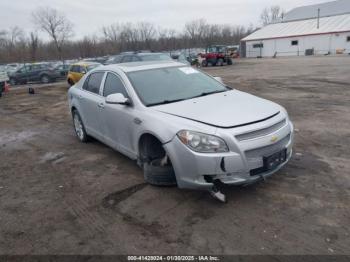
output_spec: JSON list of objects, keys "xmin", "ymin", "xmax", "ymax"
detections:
[
  {"xmin": 127, "ymin": 67, "xmax": 229, "ymax": 106},
  {"xmin": 208, "ymin": 46, "xmax": 226, "ymax": 53},
  {"xmin": 140, "ymin": 54, "xmax": 172, "ymax": 61}
]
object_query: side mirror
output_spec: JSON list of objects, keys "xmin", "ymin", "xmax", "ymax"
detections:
[
  {"xmin": 105, "ymin": 93, "xmax": 130, "ymax": 105},
  {"xmin": 214, "ymin": 76, "xmax": 224, "ymax": 84}
]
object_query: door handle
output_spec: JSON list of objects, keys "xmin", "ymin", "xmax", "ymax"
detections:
[
  {"xmin": 78, "ymin": 95, "xmax": 83, "ymax": 100},
  {"xmin": 98, "ymin": 102, "xmax": 105, "ymax": 109}
]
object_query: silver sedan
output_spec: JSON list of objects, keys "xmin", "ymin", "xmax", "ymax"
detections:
[{"xmin": 68, "ymin": 61, "xmax": 293, "ymax": 201}]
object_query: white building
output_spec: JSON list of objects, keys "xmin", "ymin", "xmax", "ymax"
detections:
[{"xmin": 241, "ymin": 0, "xmax": 350, "ymax": 58}]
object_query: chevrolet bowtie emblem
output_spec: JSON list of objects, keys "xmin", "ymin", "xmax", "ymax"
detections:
[{"xmin": 271, "ymin": 135, "xmax": 279, "ymax": 143}]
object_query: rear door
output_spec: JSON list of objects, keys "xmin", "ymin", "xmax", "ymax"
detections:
[
  {"xmin": 79, "ymin": 71, "xmax": 106, "ymax": 141},
  {"xmin": 30, "ymin": 64, "xmax": 43, "ymax": 81}
]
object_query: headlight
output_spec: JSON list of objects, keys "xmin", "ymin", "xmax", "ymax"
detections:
[{"xmin": 177, "ymin": 130, "xmax": 229, "ymax": 153}]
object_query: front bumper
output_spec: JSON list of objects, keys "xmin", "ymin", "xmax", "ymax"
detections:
[{"xmin": 164, "ymin": 119, "xmax": 294, "ymax": 190}]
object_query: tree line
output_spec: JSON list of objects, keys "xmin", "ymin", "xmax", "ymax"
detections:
[{"xmin": 0, "ymin": 6, "xmax": 283, "ymax": 64}]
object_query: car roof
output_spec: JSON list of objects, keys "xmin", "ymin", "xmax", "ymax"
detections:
[
  {"xmin": 101, "ymin": 61, "xmax": 186, "ymax": 73},
  {"xmin": 136, "ymin": 53, "xmax": 166, "ymax": 56},
  {"xmin": 72, "ymin": 61, "xmax": 101, "ymax": 66}
]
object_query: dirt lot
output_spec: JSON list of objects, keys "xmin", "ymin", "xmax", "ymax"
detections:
[{"xmin": 0, "ymin": 56, "xmax": 349, "ymax": 255}]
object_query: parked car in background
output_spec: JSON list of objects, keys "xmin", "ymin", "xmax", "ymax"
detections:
[
  {"xmin": 105, "ymin": 52, "xmax": 172, "ymax": 65},
  {"xmin": 8, "ymin": 63, "xmax": 60, "ymax": 85},
  {"xmin": 68, "ymin": 61, "xmax": 294, "ymax": 201},
  {"xmin": 53, "ymin": 64, "xmax": 70, "ymax": 78},
  {"xmin": 6, "ymin": 63, "xmax": 22, "ymax": 74},
  {"xmin": 201, "ymin": 45, "xmax": 233, "ymax": 67},
  {"xmin": 186, "ymin": 53, "xmax": 199, "ymax": 65},
  {"xmin": 67, "ymin": 61, "xmax": 101, "ymax": 86},
  {"xmin": 83, "ymin": 56, "xmax": 109, "ymax": 65}
]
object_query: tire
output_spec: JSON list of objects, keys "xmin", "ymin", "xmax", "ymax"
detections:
[
  {"xmin": 201, "ymin": 60, "xmax": 208, "ymax": 67},
  {"xmin": 143, "ymin": 159, "xmax": 177, "ymax": 186},
  {"xmin": 40, "ymin": 75, "xmax": 51, "ymax": 84},
  {"xmin": 217, "ymin": 58, "xmax": 224, "ymax": 66},
  {"xmin": 72, "ymin": 110, "xmax": 89, "ymax": 143},
  {"xmin": 227, "ymin": 58, "xmax": 233, "ymax": 65}
]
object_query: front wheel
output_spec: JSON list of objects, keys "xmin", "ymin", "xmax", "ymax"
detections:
[
  {"xmin": 143, "ymin": 159, "xmax": 177, "ymax": 186},
  {"xmin": 72, "ymin": 110, "xmax": 89, "ymax": 143}
]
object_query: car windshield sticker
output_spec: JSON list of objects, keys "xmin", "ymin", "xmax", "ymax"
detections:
[{"xmin": 179, "ymin": 67, "xmax": 199, "ymax": 75}]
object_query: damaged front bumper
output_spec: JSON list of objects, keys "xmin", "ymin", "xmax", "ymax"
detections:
[{"xmin": 164, "ymin": 119, "xmax": 294, "ymax": 190}]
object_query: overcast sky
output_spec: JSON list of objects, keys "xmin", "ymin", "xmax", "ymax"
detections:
[{"xmin": 1, "ymin": 0, "xmax": 331, "ymax": 39}]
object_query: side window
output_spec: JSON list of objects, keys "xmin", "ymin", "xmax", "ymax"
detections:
[
  {"xmin": 70, "ymin": 65, "xmax": 77, "ymax": 72},
  {"xmin": 131, "ymin": 56, "xmax": 141, "ymax": 62},
  {"xmin": 122, "ymin": 56, "xmax": 132, "ymax": 63},
  {"xmin": 83, "ymin": 72, "xmax": 104, "ymax": 95},
  {"xmin": 103, "ymin": 73, "xmax": 128, "ymax": 98},
  {"xmin": 113, "ymin": 56, "xmax": 122, "ymax": 63},
  {"xmin": 32, "ymin": 65, "xmax": 41, "ymax": 70}
]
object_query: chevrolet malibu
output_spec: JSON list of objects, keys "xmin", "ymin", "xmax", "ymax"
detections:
[{"xmin": 68, "ymin": 61, "xmax": 293, "ymax": 201}]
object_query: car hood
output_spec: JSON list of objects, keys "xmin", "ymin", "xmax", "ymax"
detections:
[{"xmin": 153, "ymin": 90, "xmax": 281, "ymax": 128}]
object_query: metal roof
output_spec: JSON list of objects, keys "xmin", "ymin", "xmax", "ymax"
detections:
[
  {"xmin": 242, "ymin": 13, "xmax": 350, "ymax": 42},
  {"xmin": 283, "ymin": 0, "xmax": 350, "ymax": 22}
]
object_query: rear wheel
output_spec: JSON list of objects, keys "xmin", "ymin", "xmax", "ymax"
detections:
[
  {"xmin": 202, "ymin": 60, "xmax": 208, "ymax": 67},
  {"xmin": 72, "ymin": 110, "xmax": 89, "ymax": 143}
]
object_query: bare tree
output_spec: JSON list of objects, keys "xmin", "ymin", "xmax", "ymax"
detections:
[
  {"xmin": 29, "ymin": 32, "xmax": 39, "ymax": 61},
  {"xmin": 137, "ymin": 22, "xmax": 156, "ymax": 49},
  {"xmin": 32, "ymin": 7, "xmax": 73, "ymax": 61},
  {"xmin": 9, "ymin": 26, "xmax": 25, "ymax": 46},
  {"xmin": 184, "ymin": 19, "xmax": 208, "ymax": 47},
  {"xmin": 260, "ymin": 6, "xmax": 285, "ymax": 26},
  {"xmin": 102, "ymin": 23, "xmax": 122, "ymax": 53}
]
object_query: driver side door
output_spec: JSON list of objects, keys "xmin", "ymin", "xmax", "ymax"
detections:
[{"xmin": 101, "ymin": 72, "xmax": 136, "ymax": 158}]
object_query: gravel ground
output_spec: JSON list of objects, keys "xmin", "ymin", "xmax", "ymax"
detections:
[{"xmin": 0, "ymin": 56, "xmax": 349, "ymax": 255}]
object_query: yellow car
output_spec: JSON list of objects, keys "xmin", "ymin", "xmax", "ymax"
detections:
[{"xmin": 67, "ymin": 61, "xmax": 101, "ymax": 86}]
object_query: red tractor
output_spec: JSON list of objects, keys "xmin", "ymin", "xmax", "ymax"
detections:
[{"xmin": 201, "ymin": 45, "xmax": 233, "ymax": 67}]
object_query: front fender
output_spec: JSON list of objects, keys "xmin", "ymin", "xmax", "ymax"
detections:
[{"xmin": 132, "ymin": 109, "xmax": 217, "ymax": 156}]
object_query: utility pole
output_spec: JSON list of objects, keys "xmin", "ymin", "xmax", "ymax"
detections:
[{"xmin": 317, "ymin": 8, "xmax": 321, "ymax": 29}]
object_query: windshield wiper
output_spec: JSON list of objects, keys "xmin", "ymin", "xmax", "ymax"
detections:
[
  {"xmin": 147, "ymin": 98, "xmax": 186, "ymax": 107},
  {"xmin": 189, "ymin": 89, "xmax": 228, "ymax": 99}
]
